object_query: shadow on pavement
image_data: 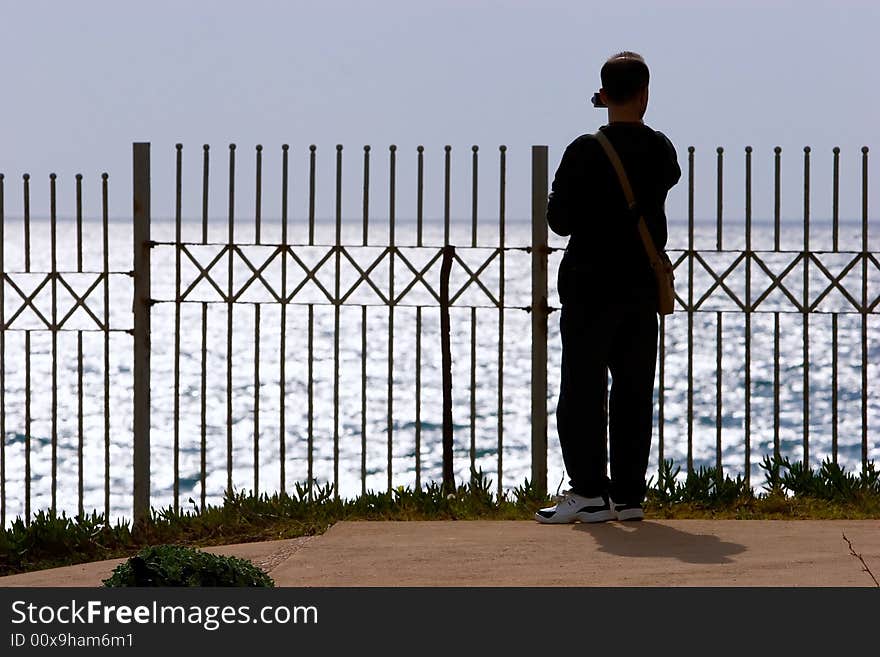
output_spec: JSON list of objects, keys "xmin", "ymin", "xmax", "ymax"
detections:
[{"xmin": 573, "ymin": 521, "xmax": 747, "ymax": 564}]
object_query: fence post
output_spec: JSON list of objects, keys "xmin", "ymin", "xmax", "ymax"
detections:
[
  {"xmin": 132, "ymin": 143, "xmax": 151, "ymax": 525},
  {"xmin": 531, "ymin": 145, "xmax": 549, "ymax": 496}
]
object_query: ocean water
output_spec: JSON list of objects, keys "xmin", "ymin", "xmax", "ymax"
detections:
[{"xmin": 1, "ymin": 216, "xmax": 878, "ymax": 524}]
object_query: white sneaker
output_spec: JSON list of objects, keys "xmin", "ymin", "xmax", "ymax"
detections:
[
  {"xmin": 611, "ymin": 500, "xmax": 645, "ymax": 521},
  {"xmin": 534, "ymin": 490, "xmax": 615, "ymax": 524}
]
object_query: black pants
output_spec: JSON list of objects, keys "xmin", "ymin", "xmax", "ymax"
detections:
[{"xmin": 555, "ymin": 298, "xmax": 658, "ymax": 505}]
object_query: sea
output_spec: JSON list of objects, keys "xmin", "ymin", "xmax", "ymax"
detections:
[{"xmin": 1, "ymin": 216, "xmax": 878, "ymax": 525}]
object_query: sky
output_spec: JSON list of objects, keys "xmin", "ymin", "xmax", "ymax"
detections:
[{"xmin": 1, "ymin": 0, "xmax": 878, "ymax": 236}]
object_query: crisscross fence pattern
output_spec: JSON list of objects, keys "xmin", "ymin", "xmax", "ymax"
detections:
[
  {"xmin": 0, "ymin": 141, "xmax": 876, "ymax": 528},
  {"xmin": 145, "ymin": 142, "xmax": 529, "ymax": 520},
  {"xmin": 0, "ymin": 171, "xmax": 124, "ymax": 526},
  {"xmin": 658, "ymin": 146, "xmax": 876, "ymax": 485}
]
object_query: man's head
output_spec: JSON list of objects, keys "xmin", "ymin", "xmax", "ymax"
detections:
[{"xmin": 598, "ymin": 51, "xmax": 650, "ymax": 119}]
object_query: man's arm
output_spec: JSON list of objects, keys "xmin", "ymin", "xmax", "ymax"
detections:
[
  {"xmin": 546, "ymin": 140, "xmax": 587, "ymax": 237},
  {"xmin": 658, "ymin": 132, "xmax": 681, "ymax": 190},
  {"xmin": 653, "ymin": 132, "xmax": 680, "ymax": 252}
]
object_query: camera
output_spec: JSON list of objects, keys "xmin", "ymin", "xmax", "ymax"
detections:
[{"xmin": 591, "ymin": 92, "xmax": 606, "ymax": 108}]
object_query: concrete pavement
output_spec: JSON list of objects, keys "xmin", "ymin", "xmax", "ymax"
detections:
[{"xmin": 1, "ymin": 520, "xmax": 878, "ymax": 587}]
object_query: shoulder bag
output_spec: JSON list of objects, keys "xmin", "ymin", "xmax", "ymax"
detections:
[{"xmin": 594, "ymin": 130, "xmax": 676, "ymax": 315}]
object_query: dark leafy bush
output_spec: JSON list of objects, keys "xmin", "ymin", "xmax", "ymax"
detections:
[{"xmin": 103, "ymin": 544, "xmax": 274, "ymax": 587}]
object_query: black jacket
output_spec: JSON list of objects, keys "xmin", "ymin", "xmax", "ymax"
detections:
[{"xmin": 547, "ymin": 122, "xmax": 680, "ymax": 306}]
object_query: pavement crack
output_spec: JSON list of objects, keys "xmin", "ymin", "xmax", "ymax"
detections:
[{"xmin": 842, "ymin": 532, "xmax": 880, "ymax": 587}]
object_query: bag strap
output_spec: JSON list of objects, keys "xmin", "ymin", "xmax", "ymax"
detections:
[{"xmin": 594, "ymin": 130, "xmax": 666, "ymax": 272}]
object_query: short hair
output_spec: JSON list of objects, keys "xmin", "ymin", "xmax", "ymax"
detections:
[{"xmin": 600, "ymin": 51, "xmax": 650, "ymax": 103}]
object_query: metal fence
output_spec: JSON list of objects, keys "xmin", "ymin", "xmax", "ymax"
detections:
[
  {"xmin": 146, "ymin": 143, "xmax": 528, "ymax": 520},
  {"xmin": 661, "ymin": 145, "xmax": 875, "ymax": 485},
  {"xmin": 0, "ymin": 142, "xmax": 876, "ymax": 526}
]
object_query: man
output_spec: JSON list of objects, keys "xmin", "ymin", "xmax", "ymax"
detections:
[{"xmin": 536, "ymin": 51, "xmax": 681, "ymax": 524}]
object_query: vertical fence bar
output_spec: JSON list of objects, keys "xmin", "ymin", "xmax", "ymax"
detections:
[
  {"xmin": 832, "ymin": 313, "xmax": 838, "ymax": 463},
  {"xmin": 387, "ymin": 145, "xmax": 396, "ymax": 492},
  {"xmin": 202, "ymin": 145, "xmax": 210, "ymax": 244},
  {"xmin": 714, "ymin": 147, "xmax": 723, "ymax": 476},
  {"xmin": 470, "ymin": 307, "xmax": 477, "ymax": 478},
  {"xmin": 0, "ymin": 172, "xmax": 5, "ymax": 527},
  {"xmin": 200, "ymin": 302, "xmax": 207, "ymax": 510},
  {"xmin": 25, "ymin": 331, "xmax": 31, "ymax": 524},
  {"xmin": 773, "ymin": 312, "xmax": 780, "ymax": 459},
  {"xmin": 173, "ymin": 144, "xmax": 182, "ymax": 512},
  {"xmin": 774, "ymin": 147, "xmax": 782, "ymax": 251},
  {"xmin": 826, "ymin": 126, "xmax": 842, "ymax": 473},
  {"xmin": 363, "ymin": 146, "xmax": 370, "ymax": 247},
  {"xmin": 75, "ymin": 174, "xmax": 84, "ymax": 516},
  {"xmin": 417, "ymin": 146, "xmax": 424, "ymax": 247},
  {"xmin": 687, "ymin": 147, "xmax": 695, "ymax": 474},
  {"xmin": 415, "ymin": 306, "xmax": 422, "ymax": 490},
  {"xmin": 280, "ymin": 144, "xmax": 289, "ymax": 494},
  {"xmin": 470, "ymin": 145, "xmax": 478, "ymax": 478},
  {"xmin": 440, "ymin": 146, "xmax": 456, "ymax": 493},
  {"xmin": 132, "ymin": 143, "xmax": 151, "ymax": 525},
  {"xmin": 531, "ymin": 145, "xmax": 548, "ymax": 496},
  {"xmin": 658, "ymin": 315, "xmax": 665, "ymax": 468},
  {"xmin": 444, "ymin": 146, "xmax": 451, "ymax": 246},
  {"xmin": 255, "ymin": 145, "xmax": 262, "ymax": 245},
  {"xmin": 307, "ymin": 303, "xmax": 314, "ymax": 499},
  {"xmin": 50, "ymin": 173, "xmax": 58, "ymax": 513},
  {"xmin": 716, "ymin": 147, "xmax": 723, "ymax": 250},
  {"xmin": 307, "ymin": 148, "xmax": 315, "ymax": 495},
  {"xmin": 744, "ymin": 146, "xmax": 752, "ymax": 486},
  {"xmin": 772, "ymin": 146, "xmax": 781, "ymax": 462},
  {"xmin": 334, "ymin": 144, "xmax": 342, "ymax": 498},
  {"xmin": 716, "ymin": 312, "xmax": 722, "ymax": 475},
  {"xmin": 23, "ymin": 174, "xmax": 30, "ymax": 273},
  {"xmin": 472, "ymin": 145, "xmax": 478, "ymax": 248},
  {"xmin": 76, "ymin": 174, "xmax": 83, "ymax": 273},
  {"xmin": 253, "ymin": 304, "xmax": 260, "ymax": 494},
  {"xmin": 361, "ymin": 305, "xmax": 367, "ymax": 495},
  {"xmin": 226, "ymin": 144, "xmax": 236, "ymax": 497},
  {"xmin": 77, "ymin": 332, "xmax": 83, "ymax": 517},
  {"xmin": 832, "ymin": 147, "xmax": 840, "ymax": 252},
  {"xmin": 861, "ymin": 146, "xmax": 869, "ymax": 468},
  {"xmin": 102, "ymin": 173, "xmax": 110, "ymax": 520},
  {"xmin": 802, "ymin": 146, "xmax": 810, "ymax": 468},
  {"xmin": 76, "ymin": 173, "xmax": 84, "ymax": 517},
  {"xmin": 308, "ymin": 145, "xmax": 316, "ymax": 246},
  {"xmin": 497, "ymin": 145, "xmax": 506, "ymax": 497}
]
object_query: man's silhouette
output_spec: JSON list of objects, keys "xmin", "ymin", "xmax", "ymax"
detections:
[{"xmin": 536, "ymin": 51, "xmax": 681, "ymax": 523}]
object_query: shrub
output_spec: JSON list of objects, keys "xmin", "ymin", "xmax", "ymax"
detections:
[{"xmin": 103, "ymin": 544, "xmax": 274, "ymax": 587}]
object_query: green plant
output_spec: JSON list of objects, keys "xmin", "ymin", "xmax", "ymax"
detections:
[
  {"xmin": 511, "ymin": 477, "xmax": 543, "ymax": 508},
  {"xmin": 0, "ymin": 510, "xmax": 132, "ymax": 574},
  {"xmin": 860, "ymin": 461, "xmax": 880, "ymax": 495},
  {"xmin": 646, "ymin": 458, "xmax": 682, "ymax": 505},
  {"xmin": 680, "ymin": 466, "xmax": 717, "ymax": 504},
  {"xmin": 782, "ymin": 460, "xmax": 819, "ymax": 497},
  {"xmin": 103, "ymin": 544, "xmax": 274, "ymax": 587},
  {"xmin": 759, "ymin": 454, "xmax": 786, "ymax": 496},
  {"xmin": 817, "ymin": 458, "xmax": 858, "ymax": 501}
]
